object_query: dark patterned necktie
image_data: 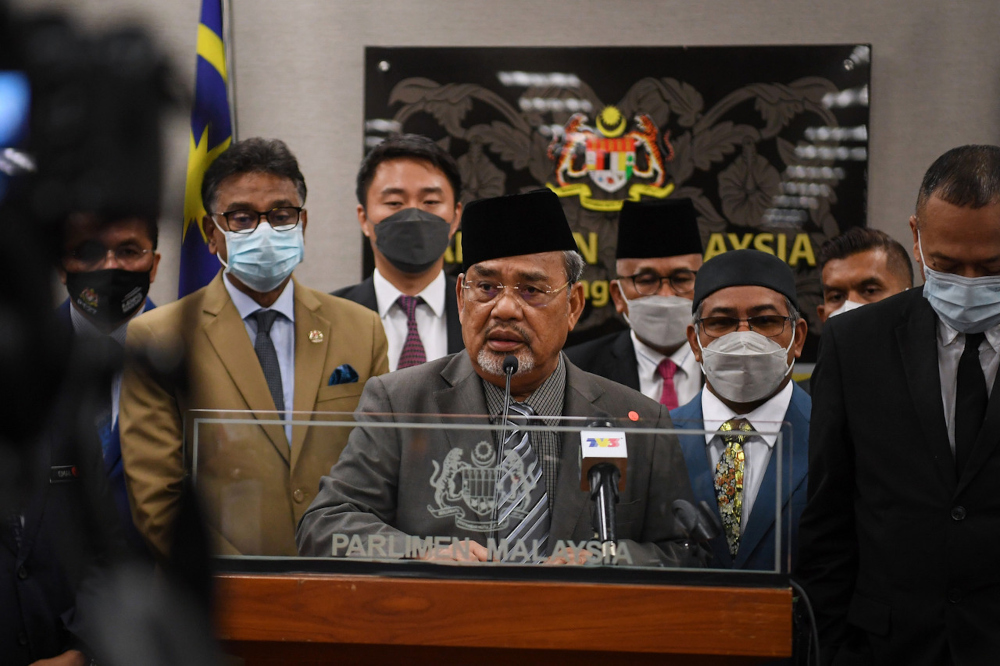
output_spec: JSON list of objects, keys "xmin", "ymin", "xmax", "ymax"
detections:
[
  {"xmin": 715, "ymin": 418, "xmax": 753, "ymax": 557},
  {"xmin": 396, "ymin": 295, "xmax": 427, "ymax": 369},
  {"xmin": 251, "ymin": 310, "xmax": 285, "ymax": 413},
  {"xmin": 956, "ymin": 332, "xmax": 988, "ymax": 476},
  {"xmin": 496, "ymin": 402, "xmax": 550, "ymax": 561}
]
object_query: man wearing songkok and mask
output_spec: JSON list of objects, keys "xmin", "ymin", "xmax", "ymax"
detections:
[
  {"xmin": 567, "ymin": 198, "xmax": 703, "ymax": 409},
  {"xmin": 669, "ymin": 250, "xmax": 810, "ymax": 571},
  {"xmin": 297, "ymin": 189, "xmax": 703, "ymax": 567}
]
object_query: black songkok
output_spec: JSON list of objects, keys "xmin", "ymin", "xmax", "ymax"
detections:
[
  {"xmin": 692, "ymin": 249, "xmax": 799, "ymax": 313},
  {"xmin": 461, "ymin": 189, "xmax": 577, "ymax": 271},
  {"xmin": 616, "ymin": 198, "xmax": 702, "ymax": 259}
]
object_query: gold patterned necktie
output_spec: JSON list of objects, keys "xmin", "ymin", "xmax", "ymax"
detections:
[{"xmin": 715, "ymin": 418, "xmax": 753, "ymax": 557}]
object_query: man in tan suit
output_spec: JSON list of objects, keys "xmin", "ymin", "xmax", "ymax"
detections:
[{"xmin": 120, "ymin": 138, "xmax": 388, "ymax": 560}]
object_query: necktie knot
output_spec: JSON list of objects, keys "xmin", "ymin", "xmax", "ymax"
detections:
[
  {"xmin": 252, "ymin": 309, "xmax": 280, "ymax": 334},
  {"xmin": 966, "ymin": 332, "xmax": 986, "ymax": 352},
  {"xmin": 720, "ymin": 418, "xmax": 754, "ymax": 445},
  {"xmin": 505, "ymin": 401, "xmax": 536, "ymax": 428},
  {"xmin": 396, "ymin": 295, "xmax": 424, "ymax": 321},
  {"xmin": 657, "ymin": 358, "xmax": 677, "ymax": 381}
]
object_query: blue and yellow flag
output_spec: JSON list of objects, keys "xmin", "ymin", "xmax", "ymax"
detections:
[{"xmin": 180, "ymin": 0, "xmax": 233, "ymax": 297}]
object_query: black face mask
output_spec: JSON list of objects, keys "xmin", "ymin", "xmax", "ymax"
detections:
[
  {"xmin": 374, "ymin": 208, "xmax": 452, "ymax": 274},
  {"xmin": 65, "ymin": 268, "xmax": 150, "ymax": 327}
]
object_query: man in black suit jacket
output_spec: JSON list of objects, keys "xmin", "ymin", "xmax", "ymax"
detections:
[
  {"xmin": 797, "ymin": 145, "xmax": 1000, "ymax": 665},
  {"xmin": 567, "ymin": 198, "xmax": 703, "ymax": 408},
  {"xmin": 334, "ymin": 134, "xmax": 464, "ymax": 369}
]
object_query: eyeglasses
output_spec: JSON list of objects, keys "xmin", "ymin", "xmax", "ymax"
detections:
[
  {"xmin": 621, "ymin": 268, "xmax": 697, "ymax": 296},
  {"xmin": 68, "ymin": 241, "xmax": 152, "ymax": 270},
  {"xmin": 213, "ymin": 206, "xmax": 303, "ymax": 234},
  {"xmin": 462, "ymin": 279, "xmax": 571, "ymax": 308},
  {"xmin": 697, "ymin": 315, "xmax": 792, "ymax": 338}
]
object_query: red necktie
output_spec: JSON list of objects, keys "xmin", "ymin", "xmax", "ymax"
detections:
[
  {"xmin": 396, "ymin": 295, "xmax": 427, "ymax": 369},
  {"xmin": 657, "ymin": 358, "xmax": 679, "ymax": 409}
]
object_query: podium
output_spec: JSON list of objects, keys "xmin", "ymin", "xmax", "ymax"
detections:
[
  {"xmin": 215, "ymin": 570, "xmax": 792, "ymax": 664},
  {"xmin": 191, "ymin": 411, "xmax": 798, "ymax": 663}
]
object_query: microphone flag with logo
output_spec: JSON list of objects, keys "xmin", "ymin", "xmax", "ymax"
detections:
[{"xmin": 180, "ymin": 0, "xmax": 234, "ymax": 297}]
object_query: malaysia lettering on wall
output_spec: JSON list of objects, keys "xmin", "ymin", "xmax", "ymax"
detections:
[{"xmin": 364, "ymin": 45, "xmax": 871, "ymax": 356}]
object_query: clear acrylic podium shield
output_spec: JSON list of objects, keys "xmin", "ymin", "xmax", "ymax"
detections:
[{"xmin": 187, "ymin": 410, "xmax": 797, "ymax": 664}]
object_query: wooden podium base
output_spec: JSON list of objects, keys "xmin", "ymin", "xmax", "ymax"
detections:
[{"xmin": 216, "ymin": 573, "xmax": 792, "ymax": 664}]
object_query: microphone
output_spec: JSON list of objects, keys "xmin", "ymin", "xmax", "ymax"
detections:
[
  {"xmin": 491, "ymin": 355, "xmax": 519, "ymax": 554},
  {"xmin": 672, "ymin": 499, "xmax": 722, "ymax": 557},
  {"xmin": 579, "ymin": 416, "xmax": 628, "ymax": 563},
  {"xmin": 500, "ymin": 355, "xmax": 518, "ymax": 442}
]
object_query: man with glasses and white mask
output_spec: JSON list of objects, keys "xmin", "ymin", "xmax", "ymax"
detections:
[
  {"xmin": 298, "ymin": 189, "xmax": 701, "ymax": 567},
  {"xmin": 669, "ymin": 250, "xmax": 810, "ymax": 572},
  {"xmin": 798, "ymin": 145, "xmax": 1000, "ymax": 665},
  {"xmin": 567, "ymin": 198, "xmax": 703, "ymax": 409},
  {"xmin": 119, "ymin": 138, "xmax": 388, "ymax": 561}
]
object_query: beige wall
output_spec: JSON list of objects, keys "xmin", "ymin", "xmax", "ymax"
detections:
[{"xmin": 19, "ymin": 0, "xmax": 1000, "ymax": 304}]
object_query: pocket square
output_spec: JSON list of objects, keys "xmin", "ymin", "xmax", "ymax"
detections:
[{"xmin": 328, "ymin": 364, "xmax": 359, "ymax": 386}]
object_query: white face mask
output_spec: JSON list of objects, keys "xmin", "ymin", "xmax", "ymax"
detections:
[
  {"xmin": 827, "ymin": 299, "xmax": 865, "ymax": 319},
  {"xmin": 918, "ymin": 231, "xmax": 1000, "ymax": 334},
  {"xmin": 620, "ymin": 290, "xmax": 691, "ymax": 349},
  {"xmin": 698, "ymin": 330, "xmax": 795, "ymax": 403},
  {"xmin": 216, "ymin": 220, "xmax": 304, "ymax": 293}
]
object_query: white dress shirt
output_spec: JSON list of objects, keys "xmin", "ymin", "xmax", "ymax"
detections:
[
  {"xmin": 700, "ymin": 380, "xmax": 794, "ymax": 531},
  {"xmin": 631, "ymin": 330, "xmax": 701, "ymax": 406},
  {"xmin": 936, "ymin": 318, "xmax": 1000, "ymax": 452},
  {"xmin": 225, "ymin": 275, "xmax": 296, "ymax": 444},
  {"xmin": 70, "ymin": 298, "xmax": 151, "ymax": 429},
  {"xmin": 373, "ymin": 268, "xmax": 449, "ymax": 371}
]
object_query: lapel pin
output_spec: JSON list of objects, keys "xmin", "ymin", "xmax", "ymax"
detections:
[{"xmin": 309, "ymin": 330, "xmax": 324, "ymax": 343}]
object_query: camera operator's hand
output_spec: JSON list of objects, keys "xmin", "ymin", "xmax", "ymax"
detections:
[{"xmin": 29, "ymin": 649, "xmax": 87, "ymax": 666}]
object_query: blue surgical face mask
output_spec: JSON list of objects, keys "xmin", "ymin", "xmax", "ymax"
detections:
[
  {"xmin": 215, "ymin": 220, "xmax": 304, "ymax": 293},
  {"xmin": 918, "ymin": 231, "xmax": 1000, "ymax": 333}
]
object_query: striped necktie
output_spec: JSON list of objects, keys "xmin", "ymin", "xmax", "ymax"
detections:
[
  {"xmin": 496, "ymin": 402, "xmax": 550, "ymax": 561},
  {"xmin": 715, "ymin": 418, "xmax": 753, "ymax": 557}
]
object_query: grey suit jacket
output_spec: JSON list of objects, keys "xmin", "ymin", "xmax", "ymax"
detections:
[{"xmin": 296, "ymin": 352, "xmax": 702, "ymax": 567}]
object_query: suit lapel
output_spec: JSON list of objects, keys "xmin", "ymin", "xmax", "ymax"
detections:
[
  {"xmin": 202, "ymin": 275, "xmax": 289, "ymax": 464},
  {"xmin": 290, "ymin": 282, "xmax": 331, "ymax": 470},
  {"xmin": 357, "ymin": 276, "xmax": 378, "ymax": 310},
  {"xmin": 104, "ymin": 420, "xmax": 122, "ymax": 473},
  {"xmin": 609, "ymin": 331, "xmax": 642, "ymax": 392},
  {"xmin": 673, "ymin": 395, "xmax": 733, "ymax": 568},
  {"xmin": 735, "ymin": 387, "xmax": 810, "ymax": 569},
  {"xmin": 445, "ymin": 276, "xmax": 464, "ymax": 354},
  {"xmin": 433, "ymin": 353, "xmax": 490, "ymax": 449},
  {"xmin": 896, "ymin": 294, "xmax": 955, "ymax": 489}
]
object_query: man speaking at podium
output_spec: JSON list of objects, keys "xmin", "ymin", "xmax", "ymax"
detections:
[{"xmin": 298, "ymin": 189, "xmax": 700, "ymax": 566}]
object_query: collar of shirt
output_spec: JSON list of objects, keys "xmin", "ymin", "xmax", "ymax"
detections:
[
  {"xmin": 224, "ymin": 274, "xmax": 296, "ymax": 324},
  {"xmin": 482, "ymin": 353, "xmax": 567, "ymax": 425},
  {"xmin": 373, "ymin": 267, "xmax": 446, "ymax": 319},
  {"xmin": 631, "ymin": 329, "xmax": 693, "ymax": 381},
  {"xmin": 700, "ymin": 379, "xmax": 794, "ymax": 449},
  {"xmin": 69, "ymin": 299, "xmax": 149, "ymax": 346},
  {"xmin": 936, "ymin": 316, "xmax": 1000, "ymax": 352}
]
